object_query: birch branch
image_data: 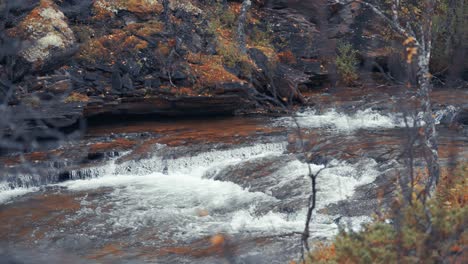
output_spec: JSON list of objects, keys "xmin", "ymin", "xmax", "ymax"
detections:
[{"xmin": 349, "ymin": 0, "xmax": 419, "ymax": 46}]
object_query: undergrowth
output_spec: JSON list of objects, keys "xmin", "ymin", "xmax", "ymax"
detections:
[
  {"xmin": 335, "ymin": 41, "xmax": 359, "ymax": 86},
  {"xmin": 304, "ymin": 164, "xmax": 467, "ymax": 264}
]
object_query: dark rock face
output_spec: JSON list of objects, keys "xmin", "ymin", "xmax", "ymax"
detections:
[{"xmin": 2, "ymin": 0, "xmax": 327, "ymax": 103}]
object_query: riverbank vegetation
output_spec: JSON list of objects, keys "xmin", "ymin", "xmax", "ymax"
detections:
[{"xmin": 306, "ymin": 164, "xmax": 467, "ymax": 263}]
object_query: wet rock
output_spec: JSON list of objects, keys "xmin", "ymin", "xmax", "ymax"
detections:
[
  {"xmin": 192, "ymin": 33, "xmax": 203, "ymax": 50},
  {"xmin": 45, "ymin": 79, "xmax": 73, "ymax": 95},
  {"xmin": 214, "ymin": 82, "xmax": 250, "ymax": 95},
  {"xmin": 7, "ymin": 0, "xmax": 77, "ymax": 72},
  {"xmin": 169, "ymin": 0, "xmax": 202, "ymax": 16},
  {"xmin": 84, "ymin": 72, "xmax": 98, "ymax": 81},
  {"xmin": 264, "ymin": 8, "xmax": 319, "ymax": 60},
  {"xmin": 260, "ymin": 7, "xmax": 327, "ymax": 89},
  {"xmin": 122, "ymin": 73, "xmax": 134, "ymax": 90},
  {"xmin": 453, "ymin": 108, "xmax": 468, "ymax": 127},
  {"xmin": 111, "ymin": 70, "xmax": 123, "ymax": 92},
  {"xmin": 83, "ymin": 95, "xmax": 245, "ymax": 117},
  {"xmin": 1, "ymin": 0, "xmax": 40, "ymax": 28},
  {"xmin": 266, "ymin": 0, "xmax": 289, "ymax": 9},
  {"xmin": 144, "ymin": 76, "xmax": 162, "ymax": 89},
  {"xmin": 55, "ymin": 0, "xmax": 94, "ymax": 21},
  {"xmin": 54, "ymin": 234, "xmax": 94, "ymax": 252},
  {"xmin": 325, "ymin": 167, "xmax": 398, "ymax": 217},
  {"xmin": 274, "ymin": 65, "xmax": 307, "ymax": 103}
]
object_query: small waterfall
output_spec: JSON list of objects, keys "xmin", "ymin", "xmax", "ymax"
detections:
[
  {"xmin": 0, "ymin": 142, "xmax": 287, "ymax": 204},
  {"xmin": 55, "ymin": 146, "xmax": 383, "ymax": 240},
  {"xmin": 275, "ymin": 105, "xmax": 460, "ymax": 132},
  {"xmin": 274, "ymin": 108, "xmax": 408, "ymax": 131}
]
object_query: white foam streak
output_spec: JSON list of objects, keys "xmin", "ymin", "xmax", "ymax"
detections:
[
  {"xmin": 0, "ymin": 182, "xmax": 38, "ymax": 204},
  {"xmin": 277, "ymin": 105, "xmax": 459, "ymax": 132},
  {"xmin": 271, "ymin": 158, "xmax": 379, "ymax": 208},
  {"xmin": 229, "ymin": 210, "xmax": 370, "ymax": 237},
  {"xmin": 276, "ymin": 108, "xmax": 407, "ymax": 131}
]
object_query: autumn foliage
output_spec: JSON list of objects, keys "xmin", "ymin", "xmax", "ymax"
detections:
[{"xmin": 307, "ymin": 164, "xmax": 467, "ymax": 263}]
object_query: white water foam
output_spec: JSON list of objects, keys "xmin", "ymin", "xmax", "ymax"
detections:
[
  {"xmin": 270, "ymin": 158, "xmax": 380, "ymax": 208},
  {"xmin": 275, "ymin": 108, "xmax": 407, "ymax": 131},
  {"xmin": 0, "ymin": 143, "xmax": 286, "ymax": 204},
  {"xmin": 1, "ymin": 141, "xmax": 381, "ymax": 241},
  {"xmin": 0, "ymin": 182, "xmax": 38, "ymax": 204},
  {"xmin": 58, "ymin": 144, "xmax": 380, "ymax": 240},
  {"xmin": 276, "ymin": 105, "xmax": 459, "ymax": 132}
]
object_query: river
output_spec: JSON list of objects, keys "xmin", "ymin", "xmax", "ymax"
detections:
[{"xmin": 0, "ymin": 87, "xmax": 467, "ymax": 263}]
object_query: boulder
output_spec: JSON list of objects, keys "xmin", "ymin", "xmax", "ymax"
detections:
[{"xmin": 7, "ymin": 0, "xmax": 77, "ymax": 72}]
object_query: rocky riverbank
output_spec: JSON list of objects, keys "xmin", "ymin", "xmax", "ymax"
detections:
[{"xmin": 6, "ymin": 0, "xmax": 465, "ymax": 137}]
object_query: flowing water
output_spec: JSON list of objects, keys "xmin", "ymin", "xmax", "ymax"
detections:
[{"xmin": 1, "ymin": 91, "xmax": 467, "ymax": 263}]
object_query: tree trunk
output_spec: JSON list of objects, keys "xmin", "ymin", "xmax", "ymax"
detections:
[
  {"xmin": 238, "ymin": 0, "xmax": 251, "ymax": 54},
  {"xmin": 418, "ymin": 48, "xmax": 440, "ymax": 193},
  {"xmin": 162, "ymin": 0, "xmax": 171, "ymax": 33},
  {"xmin": 418, "ymin": 0, "xmax": 440, "ymax": 193}
]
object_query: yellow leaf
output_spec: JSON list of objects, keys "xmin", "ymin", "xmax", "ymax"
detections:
[{"xmin": 403, "ymin": 37, "xmax": 416, "ymax": 46}]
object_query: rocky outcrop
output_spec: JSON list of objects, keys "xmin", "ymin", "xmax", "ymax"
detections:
[
  {"xmin": 2, "ymin": 0, "xmax": 328, "ymax": 123},
  {"xmin": 5, "ymin": 0, "xmax": 464, "ymax": 138}
]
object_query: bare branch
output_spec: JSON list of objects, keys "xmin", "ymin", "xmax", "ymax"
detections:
[{"xmin": 348, "ymin": 0, "xmax": 418, "ymax": 45}]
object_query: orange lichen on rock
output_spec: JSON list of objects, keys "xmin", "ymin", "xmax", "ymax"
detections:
[
  {"xmin": 229, "ymin": 2, "xmax": 242, "ymax": 15},
  {"xmin": 189, "ymin": 53, "xmax": 243, "ymax": 88},
  {"xmin": 64, "ymin": 92, "xmax": 90, "ymax": 103},
  {"xmin": 126, "ymin": 20, "xmax": 165, "ymax": 37},
  {"xmin": 123, "ymin": 35, "xmax": 149, "ymax": 50},
  {"xmin": 278, "ymin": 50, "xmax": 297, "ymax": 64},
  {"xmin": 101, "ymin": 30, "xmax": 148, "ymax": 52},
  {"xmin": 127, "ymin": 0, "xmax": 164, "ymax": 15},
  {"xmin": 92, "ymin": 0, "xmax": 163, "ymax": 19},
  {"xmin": 77, "ymin": 29, "xmax": 149, "ymax": 64}
]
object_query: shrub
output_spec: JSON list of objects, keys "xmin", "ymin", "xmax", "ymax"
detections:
[
  {"xmin": 216, "ymin": 40, "xmax": 252, "ymax": 76},
  {"xmin": 335, "ymin": 41, "xmax": 359, "ymax": 86},
  {"xmin": 216, "ymin": 41, "xmax": 241, "ymax": 68},
  {"xmin": 250, "ymin": 24, "xmax": 273, "ymax": 48},
  {"xmin": 207, "ymin": 2, "xmax": 237, "ymax": 35},
  {"xmin": 219, "ymin": 6, "xmax": 236, "ymax": 28},
  {"xmin": 307, "ymin": 164, "xmax": 467, "ymax": 264}
]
